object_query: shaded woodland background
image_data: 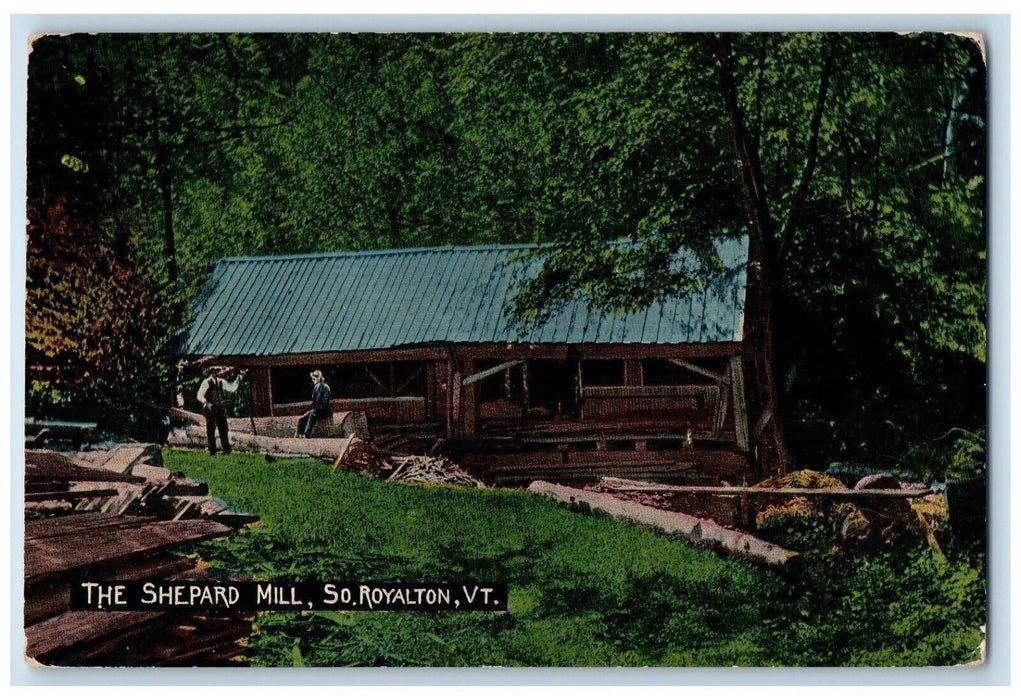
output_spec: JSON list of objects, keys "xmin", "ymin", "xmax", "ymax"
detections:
[{"xmin": 25, "ymin": 32, "xmax": 986, "ymax": 478}]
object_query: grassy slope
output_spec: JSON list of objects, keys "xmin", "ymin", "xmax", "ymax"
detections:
[{"xmin": 166, "ymin": 449, "xmax": 985, "ymax": 668}]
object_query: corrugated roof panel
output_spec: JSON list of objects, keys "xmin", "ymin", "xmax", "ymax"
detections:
[{"xmin": 180, "ymin": 236, "xmax": 748, "ymax": 356}]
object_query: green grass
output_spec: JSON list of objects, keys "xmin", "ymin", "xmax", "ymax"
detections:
[{"xmin": 166, "ymin": 448, "xmax": 986, "ymax": 667}]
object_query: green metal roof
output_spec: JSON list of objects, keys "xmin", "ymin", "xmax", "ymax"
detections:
[{"xmin": 177, "ymin": 237, "xmax": 748, "ymax": 357}]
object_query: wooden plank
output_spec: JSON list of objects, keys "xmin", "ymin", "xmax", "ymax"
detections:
[
  {"xmin": 730, "ymin": 357, "xmax": 750, "ymax": 451},
  {"xmin": 462, "ymin": 448, "xmax": 749, "ymax": 471},
  {"xmin": 25, "ymin": 514, "xmax": 157, "ymax": 542},
  {"xmin": 461, "ymin": 359, "xmax": 524, "ymax": 387},
  {"xmin": 668, "ymin": 358, "xmax": 728, "ymax": 383},
  {"xmin": 596, "ymin": 478, "xmax": 933, "ymax": 499},
  {"xmin": 517, "ymin": 432, "xmax": 723, "ymax": 444},
  {"xmin": 98, "ymin": 445, "xmax": 155, "ymax": 475},
  {"xmin": 579, "ymin": 343, "xmax": 743, "ymax": 360},
  {"xmin": 26, "ymin": 419, "xmax": 98, "ymax": 430},
  {"xmin": 492, "ymin": 466, "xmax": 699, "ymax": 486},
  {"xmin": 136, "ymin": 616, "xmax": 252, "ymax": 665},
  {"xmin": 24, "ymin": 557, "xmax": 194, "ymax": 627},
  {"xmin": 25, "ymin": 489, "xmax": 119, "ymax": 503},
  {"xmin": 527, "ymin": 481, "xmax": 798, "ymax": 568},
  {"xmin": 26, "ymin": 610, "xmax": 165, "ymax": 660},
  {"xmin": 25, "ymin": 451, "xmax": 147, "ymax": 485},
  {"xmin": 25, "ymin": 519, "xmax": 233, "ymax": 583},
  {"xmin": 582, "ymin": 384, "xmax": 718, "ymax": 399}
]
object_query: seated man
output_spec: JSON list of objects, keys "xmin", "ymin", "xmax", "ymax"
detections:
[{"xmin": 296, "ymin": 369, "xmax": 332, "ymax": 438}]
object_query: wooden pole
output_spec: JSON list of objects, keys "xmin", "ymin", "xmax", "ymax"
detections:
[{"xmin": 730, "ymin": 356, "xmax": 750, "ymax": 450}]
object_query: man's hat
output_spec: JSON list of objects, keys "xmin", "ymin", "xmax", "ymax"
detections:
[{"xmin": 205, "ymin": 366, "xmax": 220, "ymax": 376}]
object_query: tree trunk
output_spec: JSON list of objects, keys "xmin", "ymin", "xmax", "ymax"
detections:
[
  {"xmin": 155, "ymin": 144, "xmax": 177, "ymax": 287},
  {"xmin": 709, "ymin": 33, "xmax": 792, "ymax": 475}
]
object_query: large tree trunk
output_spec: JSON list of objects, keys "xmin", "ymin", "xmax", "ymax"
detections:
[{"xmin": 709, "ymin": 33, "xmax": 792, "ymax": 475}]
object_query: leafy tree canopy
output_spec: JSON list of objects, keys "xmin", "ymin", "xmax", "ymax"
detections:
[{"xmin": 25, "ymin": 32, "xmax": 985, "ymax": 469}]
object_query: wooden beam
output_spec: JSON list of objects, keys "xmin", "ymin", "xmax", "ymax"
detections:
[
  {"xmin": 521, "ymin": 361, "xmax": 530, "ymax": 416},
  {"xmin": 197, "ymin": 342, "xmax": 745, "ymax": 368},
  {"xmin": 451, "ymin": 370, "xmax": 462, "ymax": 439},
  {"xmin": 364, "ymin": 366, "xmax": 389, "ymax": 393},
  {"xmin": 578, "ymin": 342, "xmax": 743, "ymax": 360},
  {"xmin": 598, "ymin": 478, "xmax": 932, "ymax": 499},
  {"xmin": 667, "ymin": 358, "xmax": 728, "ymax": 383},
  {"xmin": 210, "ymin": 346, "xmax": 450, "ymax": 367},
  {"xmin": 461, "ymin": 359, "xmax": 524, "ymax": 386},
  {"xmin": 730, "ymin": 356, "xmax": 750, "ymax": 451},
  {"xmin": 623, "ymin": 359, "xmax": 644, "ymax": 386},
  {"xmin": 250, "ymin": 366, "xmax": 272, "ymax": 417},
  {"xmin": 394, "ymin": 364, "xmax": 426, "ymax": 395},
  {"xmin": 460, "ymin": 357, "xmax": 478, "ymax": 439},
  {"xmin": 752, "ymin": 409, "xmax": 774, "ymax": 445},
  {"xmin": 713, "ymin": 380, "xmax": 730, "ymax": 435}
]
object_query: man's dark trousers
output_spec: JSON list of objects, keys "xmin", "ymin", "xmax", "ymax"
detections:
[{"xmin": 204, "ymin": 405, "xmax": 231, "ymax": 455}]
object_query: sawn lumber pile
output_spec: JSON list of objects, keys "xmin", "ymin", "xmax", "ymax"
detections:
[{"xmin": 24, "ymin": 447, "xmax": 256, "ymax": 666}]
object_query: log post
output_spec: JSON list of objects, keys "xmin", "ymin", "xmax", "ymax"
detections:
[
  {"xmin": 460, "ymin": 356, "xmax": 478, "ymax": 439},
  {"xmin": 522, "ymin": 361, "xmax": 530, "ymax": 417},
  {"xmin": 623, "ymin": 358, "xmax": 644, "ymax": 386},
  {"xmin": 730, "ymin": 356, "xmax": 750, "ymax": 451},
  {"xmin": 445, "ymin": 354, "xmax": 456, "ymax": 440}
]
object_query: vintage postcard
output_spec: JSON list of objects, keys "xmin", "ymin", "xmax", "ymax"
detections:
[{"xmin": 21, "ymin": 30, "xmax": 988, "ymax": 669}]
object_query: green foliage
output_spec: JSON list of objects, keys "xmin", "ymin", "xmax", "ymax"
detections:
[
  {"xmin": 757, "ymin": 515, "xmax": 985, "ymax": 666},
  {"xmin": 25, "ymin": 192, "xmax": 170, "ymax": 436},
  {"xmin": 26, "ymin": 32, "xmax": 986, "ymax": 462},
  {"xmin": 167, "ymin": 450, "xmax": 985, "ymax": 667}
]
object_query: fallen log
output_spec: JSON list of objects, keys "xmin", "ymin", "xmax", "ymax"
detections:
[
  {"xmin": 168, "ymin": 407, "xmax": 368, "ymax": 439},
  {"xmin": 167, "ymin": 426, "xmax": 359, "ymax": 461},
  {"xmin": 527, "ymin": 480, "xmax": 798, "ymax": 569}
]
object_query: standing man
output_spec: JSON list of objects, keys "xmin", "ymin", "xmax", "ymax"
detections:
[
  {"xmin": 296, "ymin": 370, "xmax": 332, "ymax": 438},
  {"xmin": 197, "ymin": 366, "xmax": 245, "ymax": 455}
]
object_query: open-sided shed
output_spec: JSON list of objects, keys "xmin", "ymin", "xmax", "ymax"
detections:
[{"xmin": 176, "ymin": 236, "xmax": 761, "ymax": 477}]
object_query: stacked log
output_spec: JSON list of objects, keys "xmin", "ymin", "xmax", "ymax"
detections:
[{"xmin": 24, "ymin": 447, "xmax": 256, "ymax": 666}]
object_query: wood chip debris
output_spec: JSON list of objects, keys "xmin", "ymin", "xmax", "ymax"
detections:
[{"xmin": 385, "ymin": 455, "xmax": 484, "ymax": 488}]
